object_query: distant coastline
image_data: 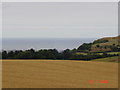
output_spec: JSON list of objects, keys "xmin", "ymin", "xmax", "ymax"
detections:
[
  {"xmin": 2, "ymin": 38, "xmax": 95, "ymax": 51},
  {"xmin": 2, "ymin": 36, "xmax": 119, "ymax": 62}
]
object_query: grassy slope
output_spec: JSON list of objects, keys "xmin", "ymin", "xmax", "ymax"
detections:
[
  {"xmin": 92, "ymin": 56, "xmax": 119, "ymax": 63},
  {"xmin": 2, "ymin": 60, "xmax": 118, "ymax": 88},
  {"xmin": 76, "ymin": 52, "xmax": 119, "ymax": 55},
  {"xmin": 91, "ymin": 35, "xmax": 119, "ymax": 52},
  {"xmin": 75, "ymin": 52, "xmax": 119, "ymax": 62}
]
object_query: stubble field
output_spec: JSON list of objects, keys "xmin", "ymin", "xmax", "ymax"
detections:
[{"xmin": 2, "ymin": 60, "xmax": 118, "ymax": 88}]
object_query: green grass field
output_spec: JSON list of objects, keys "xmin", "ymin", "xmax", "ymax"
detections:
[
  {"xmin": 76, "ymin": 52, "xmax": 88, "ymax": 55},
  {"xmin": 92, "ymin": 56, "xmax": 119, "ymax": 63},
  {"xmin": 76, "ymin": 52, "xmax": 119, "ymax": 55}
]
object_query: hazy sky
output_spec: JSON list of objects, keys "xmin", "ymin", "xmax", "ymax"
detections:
[{"xmin": 2, "ymin": 2, "xmax": 118, "ymax": 39}]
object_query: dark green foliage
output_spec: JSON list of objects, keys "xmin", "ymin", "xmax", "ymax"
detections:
[
  {"xmin": 2, "ymin": 51, "xmax": 7, "ymax": 59},
  {"xmin": 7, "ymin": 51, "xmax": 15, "ymax": 59},
  {"xmin": 2, "ymin": 48, "xmax": 62, "ymax": 60},
  {"xmin": 96, "ymin": 45, "xmax": 100, "ymax": 48},
  {"xmin": 14, "ymin": 50, "xmax": 35, "ymax": 59},
  {"xmin": 77, "ymin": 43, "xmax": 92, "ymax": 51},
  {"xmin": 0, "ymin": 52, "xmax": 2, "ymax": 59},
  {"xmin": 35, "ymin": 49, "xmax": 59, "ymax": 59},
  {"xmin": 2, "ymin": 48, "xmax": 119, "ymax": 61},
  {"xmin": 62, "ymin": 49, "xmax": 71, "ymax": 59}
]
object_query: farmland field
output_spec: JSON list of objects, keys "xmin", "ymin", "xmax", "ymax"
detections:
[
  {"xmin": 92, "ymin": 56, "xmax": 119, "ymax": 62},
  {"xmin": 2, "ymin": 60, "xmax": 118, "ymax": 88}
]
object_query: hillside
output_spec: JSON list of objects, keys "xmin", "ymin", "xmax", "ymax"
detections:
[
  {"xmin": 92, "ymin": 56, "xmax": 119, "ymax": 63},
  {"xmin": 91, "ymin": 35, "xmax": 120, "ymax": 52},
  {"xmin": 78, "ymin": 35, "xmax": 120, "ymax": 52}
]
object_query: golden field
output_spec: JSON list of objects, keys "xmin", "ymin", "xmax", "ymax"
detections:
[{"xmin": 2, "ymin": 60, "xmax": 118, "ymax": 88}]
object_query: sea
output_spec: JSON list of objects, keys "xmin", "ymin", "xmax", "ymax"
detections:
[{"xmin": 2, "ymin": 38, "xmax": 96, "ymax": 51}]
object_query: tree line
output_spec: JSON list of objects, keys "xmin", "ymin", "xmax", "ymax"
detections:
[{"xmin": 2, "ymin": 48, "xmax": 119, "ymax": 60}]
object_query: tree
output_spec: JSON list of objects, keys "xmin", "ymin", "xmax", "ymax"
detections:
[
  {"xmin": 96, "ymin": 45, "xmax": 100, "ymax": 48},
  {"xmin": 2, "ymin": 51, "xmax": 7, "ymax": 59},
  {"xmin": 62, "ymin": 49, "xmax": 71, "ymax": 59},
  {"xmin": 7, "ymin": 51, "xmax": 15, "ymax": 59},
  {"xmin": 77, "ymin": 43, "xmax": 92, "ymax": 51}
]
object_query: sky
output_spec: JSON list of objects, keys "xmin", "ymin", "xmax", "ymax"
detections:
[{"xmin": 2, "ymin": 2, "xmax": 118, "ymax": 39}]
